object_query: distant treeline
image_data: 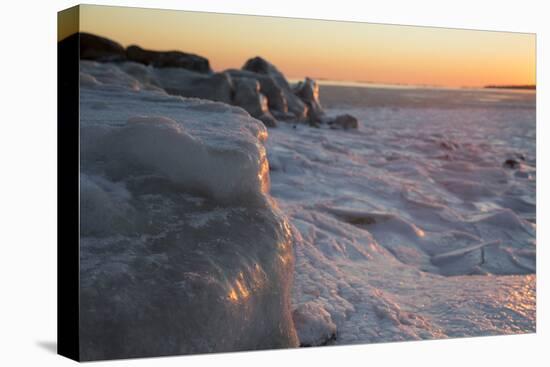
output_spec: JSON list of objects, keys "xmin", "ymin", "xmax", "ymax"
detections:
[{"xmin": 484, "ymin": 85, "xmax": 536, "ymax": 90}]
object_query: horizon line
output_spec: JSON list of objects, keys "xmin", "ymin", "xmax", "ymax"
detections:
[{"xmin": 66, "ymin": 28, "xmax": 537, "ymax": 89}]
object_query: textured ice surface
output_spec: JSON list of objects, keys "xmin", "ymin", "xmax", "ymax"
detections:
[
  {"xmin": 267, "ymin": 84, "xmax": 536, "ymax": 345},
  {"xmin": 79, "ymin": 61, "xmax": 536, "ymax": 354},
  {"xmin": 79, "ymin": 61, "xmax": 298, "ymax": 360}
]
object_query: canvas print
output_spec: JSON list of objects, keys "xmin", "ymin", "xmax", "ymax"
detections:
[{"xmin": 57, "ymin": 4, "xmax": 536, "ymax": 361}]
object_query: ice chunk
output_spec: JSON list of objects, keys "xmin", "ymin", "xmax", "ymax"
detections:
[
  {"xmin": 78, "ymin": 61, "xmax": 298, "ymax": 360},
  {"xmin": 292, "ymin": 302, "xmax": 337, "ymax": 346}
]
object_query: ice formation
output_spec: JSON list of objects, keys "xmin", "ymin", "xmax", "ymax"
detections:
[
  {"xmin": 78, "ymin": 49, "xmax": 536, "ymax": 355},
  {"xmin": 267, "ymin": 86, "xmax": 536, "ymax": 345},
  {"xmin": 79, "ymin": 61, "xmax": 298, "ymax": 360}
]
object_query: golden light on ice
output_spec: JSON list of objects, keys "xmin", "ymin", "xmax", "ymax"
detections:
[
  {"xmin": 227, "ymin": 277, "xmax": 250, "ymax": 303},
  {"xmin": 502, "ymin": 275, "xmax": 536, "ymax": 322},
  {"xmin": 227, "ymin": 288, "xmax": 239, "ymax": 302},
  {"xmin": 235, "ymin": 278, "xmax": 250, "ymax": 299},
  {"xmin": 258, "ymin": 148, "xmax": 271, "ymax": 194},
  {"xmin": 227, "ymin": 267, "xmax": 268, "ymax": 303},
  {"xmin": 277, "ymin": 221, "xmax": 294, "ymax": 265}
]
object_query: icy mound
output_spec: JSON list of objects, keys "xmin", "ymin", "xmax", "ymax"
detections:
[{"xmin": 79, "ymin": 61, "xmax": 298, "ymax": 360}]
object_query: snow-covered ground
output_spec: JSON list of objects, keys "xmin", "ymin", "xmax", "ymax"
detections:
[
  {"xmin": 268, "ymin": 85, "xmax": 536, "ymax": 344},
  {"xmin": 78, "ymin": 60, "xmax": 535, "ymax": 357}
]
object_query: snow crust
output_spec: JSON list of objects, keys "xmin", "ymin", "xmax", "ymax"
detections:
[{"xmin": 267, "ymin": 85, "xmax": 536, "ymax": 345}]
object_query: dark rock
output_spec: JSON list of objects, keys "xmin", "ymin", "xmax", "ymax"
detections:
[
  {"xmin": 232, "ymin": 78, "xmax": 268, "ymax": 117},
  {"xmin": 126, "ymin": 45, "xmax": 211, "ymax": 73},
  {"xmin": 258, "ymin": 113, "xmax": 278, "ymax": 128},
  {"xmin": 79, "ymin": 32, "xmax": 126, "ymax": 61},
  {"xmin": 271, "ymin": 110, "xmax": 297, "ymax": 121},
  {"xmin": 503, "ymin": 159, "xmax": 521, "ymax": 169},
  {"xmin": 242, "ymin": 57, "xmax": 307, "ymax": 120},
  {"xmin": 243, "ymin": 57, "xmax": 288, "ymax": 87},
  {"xmin": 232, "ymin": 78, "xmax": 277, "ymax": 127},
  {"xmin": 226, "ymin": 69, "xmax": 288, "ymax": 113},
  {"xmin": 327, "ymin": 114, "xmax": 359, "ymax": 130},
  {"xmin": 254, "ymin": 76, "xmax": 287, "ymax": 113},
  {"xmin": 294, "ymin": 77, "xmax": 325, "ymax": 123}
]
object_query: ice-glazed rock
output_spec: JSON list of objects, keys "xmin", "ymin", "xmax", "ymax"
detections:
[
  {"xmin": 79, "ymin": 32, "xmax": 126, "ymax": 61},
  {"xmin": 78, "ymin": 61, "xmax": 298, "ymax": 360},
  {"xmin": 293, "ymin": 78, "xmax": 359, "ymax": 128},
  {"xmin": 152, "ymin": 68, "xmax": 234, "ymax": 104},
  {"xmin": 126, "ymin": 44, "xmax": 211, "ymax": 73},
  {"xmin": 292, "ymin": 302, "xmax": 337, "ymax": 346},
  {"xmin": 232, "ymin": 78, "xmax": 268, "ymax": 117},
  {"xmin": 232, "ymin": 77, "xmax": 278, "ymax": 127},
  {"xmin": 294, "ymin": 77, "xmax": 325, "ymax": 123},
  {"xmin": 226, "ymin": 69, "xmax": 288, "ymax": 114},
  {"xmin": 243, "ymin": 57, "xmax": 308, "ymax": 120}
]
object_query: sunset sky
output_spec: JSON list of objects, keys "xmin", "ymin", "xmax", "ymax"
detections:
[{"xmin": 74, "ymin": 4, "xmax": 536, "ymax": 88}]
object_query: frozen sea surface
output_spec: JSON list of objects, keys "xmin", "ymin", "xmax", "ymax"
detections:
[{"xmin": 267, "ymin": 84, "xmax": 536, "ymax": 345}]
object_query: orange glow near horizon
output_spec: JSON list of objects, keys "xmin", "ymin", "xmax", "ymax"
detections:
[{"xmin": 78, "ymin": 5, "xmax": 536, "ymax": 88}]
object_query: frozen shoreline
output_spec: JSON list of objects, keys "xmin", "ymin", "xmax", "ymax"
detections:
[
  {"xmin": 267, "ymin": 91, "xmax": 535, "ymax": 344},
  {"xmin": 76, "ymin": 39, "xmax": 535, "ymax": 354}
]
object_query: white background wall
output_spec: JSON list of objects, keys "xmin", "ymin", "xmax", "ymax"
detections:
[{"xmin": 0, "ymin": 0, "xmax": 546, "ymax": 365}]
